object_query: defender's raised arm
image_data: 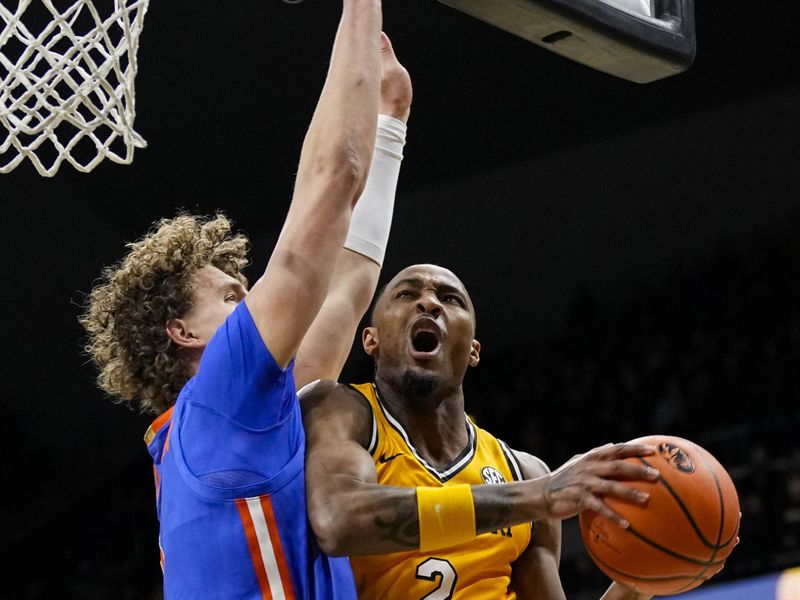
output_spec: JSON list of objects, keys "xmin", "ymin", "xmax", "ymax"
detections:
[
  {"xmin": 81, "ymin": 5, "xmax": 389, "ymax": 598},
  {"xmin": 295, "ymin": 33, "xmax": 412, "ymax": 388},
  {"xmin": 246, "ymin": 0, "xmax": 384, "ymax": 368}
]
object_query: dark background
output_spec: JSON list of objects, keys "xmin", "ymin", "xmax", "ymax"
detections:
[{"xmin": 2, "ymin": 0, "xmax": 799, "ymax": 597}]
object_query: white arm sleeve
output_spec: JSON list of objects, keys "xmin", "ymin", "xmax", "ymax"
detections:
[{"xmin": 343, "ymin": 114, "xmax": 407, "ymax": 266}]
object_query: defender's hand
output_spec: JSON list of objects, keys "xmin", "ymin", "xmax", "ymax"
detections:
[
  {"xmin": 540, "ymin": 443, "xmax": 660, "ymax": 528},
  {"xmin": 600, "ymin": 581, "xmax": 654, "ymax": 600},
  {"xmin": 379, "ymin": 33, "xmax": 412, "ymax": 122}
]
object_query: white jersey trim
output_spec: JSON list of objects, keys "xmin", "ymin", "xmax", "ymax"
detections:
[
  {"xmin": 497, "ymin": 439, "xmax": 524, "ymax": 481},
  {"xmin": 373, "ymin": 384, "xmax": 477, "ymax": 483},
  {"xmin": 367, "ymin": 409, "xmax": 378, "ymax": 455},
  {"xmin": 347, "ymin": 384, "xmax": 380, "ymax": 455},
  {"xmin": 245, "ymin": 497, "xmax": 287, "ymax": 600}
]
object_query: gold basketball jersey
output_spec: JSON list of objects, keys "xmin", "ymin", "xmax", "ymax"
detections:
[{"xmin": 349, "ymin": 383, "xmax": 532, "ymax": 600}]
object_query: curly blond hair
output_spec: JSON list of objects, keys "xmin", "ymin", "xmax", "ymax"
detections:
[{"xmin": 80, "ymin": 213, "xmax": 250, "ymax": 414}]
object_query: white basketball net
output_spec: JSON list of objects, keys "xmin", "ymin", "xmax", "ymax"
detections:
[{"xmin": 0, "ymin": 0, "xmax": 150, "ymax": 176}]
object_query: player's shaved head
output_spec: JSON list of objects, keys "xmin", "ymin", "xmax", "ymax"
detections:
[
  {"xmin": 363, "ymin": 263, "xmax": 482, "ymax": 399},
  {"xmin": 370, "ymin": 264, "xmax": 476, "ymax": 330}
]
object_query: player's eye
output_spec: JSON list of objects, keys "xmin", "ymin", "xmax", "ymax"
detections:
[
  {"xmin": 443, "ymin": 294, "xmax": 465, "ymax": 307},
  {"xmin": 396, "ymin": 289, "xmax": 415, "ymax": 299},
  {"xmin": 225, "ymin": 293, "xmax": 238, "ymax": 303}
]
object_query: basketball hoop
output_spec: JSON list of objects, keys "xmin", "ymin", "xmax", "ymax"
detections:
[{"xmin": 0, "ymin": 0, "xmax": 150, "ymax": 176}]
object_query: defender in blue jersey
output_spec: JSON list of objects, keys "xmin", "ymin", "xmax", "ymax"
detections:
[
  {"xmin": 81, "ymin": 2, "xmax": 413, "ymax": 597},
  {"xmin": 146, "ymin": 301, "xmax": 345, "ymax": 598}
]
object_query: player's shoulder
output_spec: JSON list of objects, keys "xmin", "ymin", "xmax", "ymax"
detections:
[
  {"xmin": 298, "ymin": 379, "xmax": 364, "ymax": 402},
  {"xmin": 299, "ymin": 381, "xmax": 375, "ymax": 449},
  {"xmin": 510, "ymin": 449, "xmax": 551, "ymax": 480},
  {"xmin": 298, "ymin": 380, "xmax": 372, "ymax": 416}
]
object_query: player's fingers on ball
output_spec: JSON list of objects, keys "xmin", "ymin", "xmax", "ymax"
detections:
[
  {"xmin": 588, "ymin": 443, "xmax": 626, "ymax": 459},
  {"xmin": 615, "ymin": 484, "xmax": 650, "ymax": 504},
  {"xmin": 590, "ymin": 497, "xmax": 630, "ymax": 529},
  {"xmin": 554, "ymin": 453, "xmax": 585, "ymax": 472},
  {"xmin": 603, "ymin": 443, "xmax": 656, "ymax": 459},
  {"xmin": 596, "ymin": 460, "xmax": 659, "ymax": 481},
  {"xmin": 586, "ymin": 443, "xmax": 614, "ymax": 455},
  {"xmin": 707, "ymin": 560, "xmax": 726, "ymax": 576},
  {"xmin": 596, "ymin": 480, "xmax": 650, "ymax": 504}
]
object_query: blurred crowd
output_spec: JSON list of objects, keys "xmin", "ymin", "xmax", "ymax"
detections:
[
  {"xmin": 467, "ymin": 233, "xmax": 800, "ymax": 595},
  {"xmin": 8, "ymin": 232, "xmax": 800, "ymax": 598}
]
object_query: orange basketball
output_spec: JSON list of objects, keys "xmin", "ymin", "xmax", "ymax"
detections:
[{"xmin": 579, "ymin": 435, "xmax": 740, "ymax": 596}]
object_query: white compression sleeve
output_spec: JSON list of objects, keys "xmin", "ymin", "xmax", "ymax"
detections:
[{"xmin": 344, "ymin": 114, "xmax": 407, "ymax": 266}]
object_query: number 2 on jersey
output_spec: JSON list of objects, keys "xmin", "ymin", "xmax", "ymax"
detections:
[{"xmin": 416, "ymin": 558, "xmax": 458, "ymax": 600}]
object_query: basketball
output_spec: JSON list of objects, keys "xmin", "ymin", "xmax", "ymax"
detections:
[{"xmin": 579, "ymin": 435, "xmax": 740, "ymax": 596}]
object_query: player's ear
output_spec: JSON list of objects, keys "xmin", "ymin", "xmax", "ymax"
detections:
[
  {"xmin": 469, "ymin": 339, "xmax": 481, "ymax": 367},
  {"xmin": 165, "ymin": 318, "xmax": 203, "ymax": 349},
  {"xmin": 362, "ymin": 326, "xmax": 379, "ymax": 358}
]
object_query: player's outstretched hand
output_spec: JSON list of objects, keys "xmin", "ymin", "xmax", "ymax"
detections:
[
  {"xmin": 540, "ymin": 443, "xmax": 660, "ymax": 528},
  {"xmin": 379, "ymin": 32, "xmax": 412, "ymax": 122}
]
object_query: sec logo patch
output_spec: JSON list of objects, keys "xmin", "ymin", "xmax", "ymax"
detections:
[{"xmin": 481, "ymin": 466, "xmax": 506, "ymax": 484}]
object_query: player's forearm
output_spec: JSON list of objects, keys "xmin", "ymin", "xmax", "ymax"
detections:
[
  {"xmin": 294, "ymin": 113, "xmax": 405, "ymax": 386},
  {"xmin": 599, "ymin": 582, "xmax": 653, "ymax": 600},
  {"xmin": 472, "ymin": 478, "xmax": 550, "ymax": 533},
  {"xmin": 312, "ymin": 483, "xmax": 420, "ymax": 556},
  {"xmin": 256, "ymin": 1, "xmax": 382, "ymax": 365},
  {"xmin": 299, "ymin": 0, "xmax": 382, "ymax": 203},
  {"xmin": 294, "ymin": 249, "xmax": 379, "ymax": 388},
  {"xmin": 312, "ymin": 478, "xmax": 552, "ymax": 556}
]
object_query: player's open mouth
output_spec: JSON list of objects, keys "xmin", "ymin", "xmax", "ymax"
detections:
[{"xmin": 409, "ymin": 318, "xmax": 442, "ymax": 358}]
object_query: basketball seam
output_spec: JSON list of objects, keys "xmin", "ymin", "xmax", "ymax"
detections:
[
  {"xmin": 678, "ymin": 443, "xmax": 737, "ymax": 594},
  {"xmin": 584, "ymin": 540, "xmax": 709, "ymax": 585},
  {"xmin": 638, "ymin": 456, "xmax": 727, "ymax": 551},
  {"xmin": 585, "ymin": 441, "xmax": 738, "ymax": 596},
  {"xmin": 623, "ymin": 525, "xmax": 726, "ymax": 567},
  {"xmin": 634, "ymin": 441, "xmax": 738, "ymax": 596}
]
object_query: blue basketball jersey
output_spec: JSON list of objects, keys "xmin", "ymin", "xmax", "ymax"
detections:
[{"xmin": 145, "ymin": 301, "xmax": 357, "ymax": 599}]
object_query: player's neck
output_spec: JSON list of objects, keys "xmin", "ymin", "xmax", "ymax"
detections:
[
  {"xmin": 186, "ymin": 351, "xmax": 202, "ymax": 379},
  {"xmin": 375, "ymin": 376, "xmax": 469, "ymax": 469}
]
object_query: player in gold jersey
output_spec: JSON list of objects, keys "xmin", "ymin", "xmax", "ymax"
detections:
[
  {"xmin": 301, "ymin": 264, "xmax": 659, "ymax": 600},
  {"xmin": 345, "ymin": 381, "xmax": 533, "ymax": 598}
]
